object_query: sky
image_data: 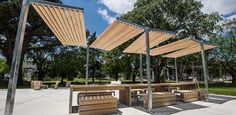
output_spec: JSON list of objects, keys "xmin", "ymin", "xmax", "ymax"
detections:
[{"xmin": 62, "ymin": 0, "xmax": 236, "ymax": 35}]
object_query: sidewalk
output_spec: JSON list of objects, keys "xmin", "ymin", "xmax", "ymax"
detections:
[{"xmin": 1, "ymin": 89, "xmax": 236, "ymax": 115}]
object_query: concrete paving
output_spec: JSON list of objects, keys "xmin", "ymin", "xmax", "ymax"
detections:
[{"xmin": 0, "ymin": 89, "xmax": 236, "ymax": 115}]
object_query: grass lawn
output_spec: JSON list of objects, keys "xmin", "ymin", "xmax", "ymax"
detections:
[{"xmin": 201, "ymin": 83, "xmax": 236, "ymax": 96}]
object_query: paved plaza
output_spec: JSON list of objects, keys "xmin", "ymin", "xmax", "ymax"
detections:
[{"xmin": 1, "ymin": 89, "xmax": 236, "ymax": 115}]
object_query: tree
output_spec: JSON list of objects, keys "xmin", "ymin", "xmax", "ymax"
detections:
[
  {"xmin": 48, "ymin": 47, "xmax": 85, "ymax": 83},
  {"xmin": 0, "ymin": 0, "xmax": 60, "ymax": 85},
  {"xmin": 122, "ymin": 0, "xmax": 221, "ymax": 82},
  {"xmin": 0, "ymin": 58, "xmax": 9, "ymax": 79},
  {"xmin": 210, "ymin": 20, "xmax": 236, "ymax": 85},
  {"xmin": 25, "ymin": 37, "xmax": 61, "ymax": 80}
]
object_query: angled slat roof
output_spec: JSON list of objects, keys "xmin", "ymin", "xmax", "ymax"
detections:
[
  {"xmin": 123, "ymin": 31, "xmax": 175, "ymax": 54},
  {"xmin": 161, "ymin": 39, "xmax": 217, "ymax": 58},
  {"xmin": 150, "ymin": 38, "xmax": 196, "ymax": 56},
  {"xmin": 32, "ymin": 1, "xmax": 87, "ymax": 46},
  {"xmin": 90, "ymin": 19, "xmax": 144, "ymax": 51}
]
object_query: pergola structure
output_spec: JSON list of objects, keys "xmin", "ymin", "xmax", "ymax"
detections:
[
  {"xmin": 91, "ymin": 18, "xmax": 217, "ymax": 112},
  {"xmin": 149, "ymin": 38, "xmax": 217, "ymax": 101},
  {"xmin": 6, "ymin": 0, "xmax": 217, "ymax": 114},
  {"xmin": 90, "ymin": 18, "xmax": 176, "ymax": 112},
  {"xmin": 5, "ymin": 0, "xmax": 86, "ymax": 115}
]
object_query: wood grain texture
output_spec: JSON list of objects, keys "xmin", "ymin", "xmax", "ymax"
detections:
[
  {"xmin": 90, "ymin": 20, "xmax": 143, "ymax": 50},
  {"xmin": 32, "ymin": 2, "xmax": 86, "ymax": 46}
]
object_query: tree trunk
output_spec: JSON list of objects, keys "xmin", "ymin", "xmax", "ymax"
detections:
[
  {"xmin": 132, "ymin": 73, "xmax": 136, "ymax": 83},
  {"xmin": 92, "ymin": 67, "xmax": 95, "ymax": 83},
  {"xmin": 37, "ymin": 64, "xmax": 45, "ymax": 81},
  {"xmin": 17, "ymin": 57, "xmax": 23, "ymax": 86},
  {"xmin": 115, "ymin": 70, "xmax": 118, "ymax": 81},
  {"xmin": 61, "ymin": 76, "xmax": 64, "ymax": 84}
]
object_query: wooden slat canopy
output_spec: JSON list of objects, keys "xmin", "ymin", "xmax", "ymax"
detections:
[
  {"xmin": 90, "ymin": 19, "xmax": 144, "ymax": 51},
  {"xmin": 123, "ymin": 31, "xmax": 175, "ymax": 54},
  {"xmin": 32, "ymin": 2, "xmax": 87, "ymax": 46},
  {"xmin": 150, "ymin": 38, "xmax": 196, "ymax": 56},
  {"xmin": 161, "ymin": 38, "xmax": 217, "ymax": 58}
]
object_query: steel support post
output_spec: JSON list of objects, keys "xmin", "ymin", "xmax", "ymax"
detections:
[
  {"xmin": 145, "ymin": 27, "xmax": 152, "ymax": 112},
  {"xmin": 4, "ymin": 0, "xmax": 30, "ymax": 115},
  {"xmin": 139, "ymin": 54, "xmax": 143, "ymax": 84},
  {"xmin": 85, "ymin": 45, "xmax": 89, "ymax": 85},
  {"xmin": 175, "ymin": 58, "xmax": 178, "ymax": 83},
  {"xmin": 200, "ymin": 43, "xmax": 209, "ymax": 102}
]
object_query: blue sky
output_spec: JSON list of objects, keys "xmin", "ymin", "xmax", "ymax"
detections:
[
  {"xmin": 62, "ymin": 0, "xmax": 236, "ymax": 35},
  {"xmin": 62, "ymin": 0, "xmax": 109, "ymax": 35}
]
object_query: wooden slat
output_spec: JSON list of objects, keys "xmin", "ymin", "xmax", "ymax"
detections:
[
  {"xmin": 32, "ymin": 4, "xmax": 65, "ymax": 44},
  {"xmin": 105, "ymin": 29, "xmax": 143, "ymax": 50},
  {"xmin": 126, "ymin": 32, "xmax": 160, "ymax": 53},
  {"xmin": 48, "ymin": 6, "xmax": 70, "ymax": 44},
  {"xmin": 164, "ymin": 44, "xmax": 217, "ymax": 58},
  {"xmin": 90, "ymin": 20, "xmax": 144, "ymax": 50},
  {"xmin": 150, "ymin": 38, "xmax": 196, "ymax": 56},
  {"xmin": 40, "ymin": 5, "xmax": 69, "ymax": 44},
  {"xmin": 100, "ymin": 24, "xmax": 133, "ymax": 49},
  {"xmin": 90, "ymin": 20, "xmax": 122, "ymax": 48},
  {"xmin": 79, "ymin": 11, "xmax": 87, "ymax": 45},
  {"xmin": 79, "ymin": 103, "xmax": 117, "ymax": 111},
  {"xmin": 65, "ymin": 9, "xmax": 77, "ymax": 45},
  {"xmin": 32, "ymin": 3, "xmax": 86, "ymax": 46},
  {"xmin": 123, "ymin": 31, "xmax": 174, "ymax": 54},
  {"xmin": 79, "ymin": 108, "xmax": 117, "ymax": 115}
]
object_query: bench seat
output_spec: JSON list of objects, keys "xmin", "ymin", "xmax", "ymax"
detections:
[
  {"xmin": 79, "ymin": 95, "xmax": 117, "ymax": 115},
  {"xmin": 140, "ymin": 92, "xmax": 176, "ymax": 108},
  {"xmin": 175, "ymin": 90, "xmax": 199, "ymax": 102}
]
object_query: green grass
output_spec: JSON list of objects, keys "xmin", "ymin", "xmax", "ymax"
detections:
[{"xmin": 200, "ymin": 83, "xmax": 236, "ymax": 96}]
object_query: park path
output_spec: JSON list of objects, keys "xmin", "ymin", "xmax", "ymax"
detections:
[{"xmin": 1, "ymin": 89, "xmax": 236, "ymax": 115}]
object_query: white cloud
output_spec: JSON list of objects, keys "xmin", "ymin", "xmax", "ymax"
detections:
[
  {"xmin": 98, "ymin": 0, "xmax": 137, "ymax": 15},
  {"xmin": 97, "ymin": 8, "xmax": 115, "ymax": 24},
  {"xmin": 199, "ymin": 0, "xmax": 236, "ymax": 15},
  {"xmin": 226, "ymin": 14, "xmax": 236, "ymax": 20},
  {"xmin": 97, "ymin": 0, "xmax": 136, "ymax": 24}
]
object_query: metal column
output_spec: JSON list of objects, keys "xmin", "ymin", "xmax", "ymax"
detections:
[
  {"xmin": 85, "ymin": 44, "xmax": 89, "ymax": 85},
  {"xmin": 4, "ymin": 0, "xmax": 30, "ymax": 115},
  {"xmin": 200, "ymin": 43, "xmax": 209, "ymax": 102},
  {"xmin": 145, "ymin": 27, "xmax": 152, "ymax": 112},
  {"xmin": 139, "ymin": 54, "xmax": 143, "ymax": 84},
  {"xmin": 175, "ymin": 58, "xmax": 178, "ymax": 83}
]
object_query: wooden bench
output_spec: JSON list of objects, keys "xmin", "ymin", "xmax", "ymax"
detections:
[
  {"xmin": 197, "ymin": 90, "xmax": 206, "ymax": 100},
  {"xmin": 140, "ymin": 92, "xmax": 176, "ymax": 108},
  {"xmin": 51, "ymin": 81, "xmax": 60, "ymax": 89},
  {"xmin": 77, "ymin": 90, "xmax": 114, "ymax": 105},
  {"xmin": 175, "ymin": 90, "xmax": 198, "ymax": 102},
  {"xmin": 33, "ymin": 81, "xmax": 48, "ymax": 90},
  {"xmin": 79, "ymin": 95, "xmax": 117, "ymax": 115}
]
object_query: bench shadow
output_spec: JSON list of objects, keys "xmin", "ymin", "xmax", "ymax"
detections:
[
  {"xmin": 72, "ymin": 105, "xmax": 123, "ymax": 114},
  {"xmin": 208, "ymin": 95, "xmax": 236, "ymax": 104},
  {"xmin": 131, "ymin": 101, "xmax": 207, "ymax": 115},
  {"xmin": 72, "ymin": 95, "xmax": 236, "ymax": 114}
]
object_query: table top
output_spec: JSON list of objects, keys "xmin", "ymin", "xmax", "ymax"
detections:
[{"xmin": 70, "ymin": 82, "xmax": 195, "ymax": 91}]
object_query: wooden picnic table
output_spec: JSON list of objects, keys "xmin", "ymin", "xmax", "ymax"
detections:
[
  {"xmin": 69, "ymin": 84, "xmax": 126, "ymax": 113},
  {"xmin": 68, "ymin": 82, "xmax": 195, "ymax": 113}
]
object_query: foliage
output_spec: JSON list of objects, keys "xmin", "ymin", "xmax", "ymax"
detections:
[
  {"xmin": 121, "ymin": 0, "xmax": 221, "ymax": 82},
  {"xmin": 47, "ymin": 47, "xmax": 85, "ymax": 82},
  {"xmin": 0, "ymin": 0, "xmax": 61, "ymax": 85},
  {"xmin": 209, "ymin": 20, "xmax": 236, "ymax": 85},
  {"xmin": 0, "ymin": 59, "xmax": 9, "ymax": 79}
]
